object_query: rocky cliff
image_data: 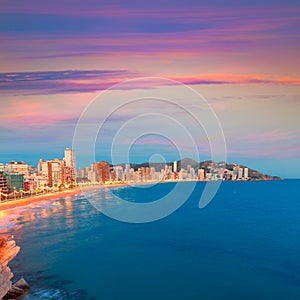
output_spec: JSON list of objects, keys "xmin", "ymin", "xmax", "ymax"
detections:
[{"xmin": 0, "ymin": 238, "xmax": 20, "ymax": 299}]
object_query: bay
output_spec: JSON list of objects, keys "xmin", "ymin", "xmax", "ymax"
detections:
[{"xmin": 2, "ymin": 180, "xmax": 300, "ymax": 300}]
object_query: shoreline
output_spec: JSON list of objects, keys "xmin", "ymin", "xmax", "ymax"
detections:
[
  {"xmin": 0, "ymin": 179, "xmax": 285, "ymax": 212},
  {"xmin": 0, "ymin": 183, "xmax": 128, "ymax": 212}
]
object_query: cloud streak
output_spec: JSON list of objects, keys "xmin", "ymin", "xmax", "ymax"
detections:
[
  {"xmin": 1, "ymin": 70, "xmax": 299, "ymax": 95},
  {"xmin": 173, "ymin": 74, "xmax": 300, "ymax": 86},
  {"xmin": 0, "ymin": 69, "xmax": 141, "ymax": 94},
  {"xmin": 1, "ymin": 2, "xmax": 300, "ymax": 67},
  {"xmin": 0, "ymin": 0, "xmax": 299, "ymax": 177}
]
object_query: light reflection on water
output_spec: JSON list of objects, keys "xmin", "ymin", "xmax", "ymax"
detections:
[
  {"xmin": 1, "ymin": 181, "xmax": 300, "ymax": 300},
  {"xmin": 1, "ymin": 193, "xmax": 98, "ymax": 299}
]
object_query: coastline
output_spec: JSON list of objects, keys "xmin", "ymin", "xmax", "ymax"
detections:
[
  {"xmin": 0, "ymin": 178, "xmax": 283, "ymax": 212},
  {"xmin": 0, "ymin": 183, "xmax": 128, "ymax": 212}
]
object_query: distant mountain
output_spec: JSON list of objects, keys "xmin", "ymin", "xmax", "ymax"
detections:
[{"xmin": 177, "ymin": 158, "xmax": 200, "ymax": 170}]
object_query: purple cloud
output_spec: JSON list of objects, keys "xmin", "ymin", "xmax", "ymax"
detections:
[
  {"xmin": 1, "ymin": 70, "xmax": 300, "ymax": 96},
  {"xmin": 0, "ymin": 69, "xmax": 141, "ymax": 94}
]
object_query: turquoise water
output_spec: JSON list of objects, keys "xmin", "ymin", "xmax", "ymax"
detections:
[{"xmin": 2, "ymin": 180, "xmax": 300, "ymax": 299}]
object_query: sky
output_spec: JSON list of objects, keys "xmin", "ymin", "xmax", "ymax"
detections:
[{"xmin": 0, "ymin": 0, "xmax": 300, "ymax": 178}]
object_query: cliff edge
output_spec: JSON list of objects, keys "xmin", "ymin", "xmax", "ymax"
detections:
[
  {"xmin": 0, "ymin": 238, "xmax": 20, "ymax": 298},
  {"xmin": 0, "ymin": 237, "xmax": 29, "ymax": 299}
]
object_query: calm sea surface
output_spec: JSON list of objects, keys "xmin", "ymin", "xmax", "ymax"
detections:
[{"xmin": 1, "ymin": 180, "xmax": 300, "ymax": 300}]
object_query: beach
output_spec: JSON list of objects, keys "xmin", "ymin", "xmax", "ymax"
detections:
[{"xmin": 0, "ymin": 183, "xmax": 129, "ymax": 212}]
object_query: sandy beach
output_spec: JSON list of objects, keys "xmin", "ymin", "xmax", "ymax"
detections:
[{"xmin": 0, "ymin": 183, "xmax": 129, "ymax": 212}]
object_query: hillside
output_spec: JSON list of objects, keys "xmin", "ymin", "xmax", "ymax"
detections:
[{"xmin": 115, "ymin": 158, "xmax": 282, "ymax": 180}]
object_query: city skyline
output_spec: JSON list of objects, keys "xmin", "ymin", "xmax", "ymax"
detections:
[
  {"xmin": 0, "ymin": 150, "xmax": 284, "ymax": 179},
  {"xmin": 0, "ymin": 147, "xmax": 278, "ymax": 200},
  {"xmin": 0, "ymin": 0, "xmax": 300, "ymax": 178}
]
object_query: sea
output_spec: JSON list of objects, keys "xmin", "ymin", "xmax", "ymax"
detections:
[{"xmin": 1, "ymin": 180, "xmax": 300, "ymax": 300}]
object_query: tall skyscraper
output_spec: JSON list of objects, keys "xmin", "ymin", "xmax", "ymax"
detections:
[
  {"xmin": 198, "ymin": 169, "xmax": 205, "ymax": 181},
  {"xmin": 64, "ymin": 148, "xmax": 76, "ymax": 169},
  {"xmin": 93, "ymin": 161, "xmax": 110, "ymax": 183},
  {"xmin": 64, "ymin": 148, "xmax": 76, "ymax": 184},
  {"xmin": 173, "ymin": 160, "xmax": 177, "ymax": 173},
  {"xmin": 40, "ymin": 159, "xmax": 65, "ymax": 187},
  {"xmin": 0, "ymin": 172, "xmax": 8, "ymax": 195},
  {"xmin": 238, "ymin": 167, "xmax": 243, "ymax": 180}
]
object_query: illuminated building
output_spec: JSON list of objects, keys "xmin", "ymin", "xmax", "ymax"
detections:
[
  {"xmin": 64, "ymin": 148, "xmax": 76, "ymax": 184},
  {"xmin": 93, "ymin": 161, "xmax": 110, "ymax": 183},
  {"xmin": 40, "ymin": 159, "xmax": 65, "ymax": 187},
  {"xmin": 5, "ymin": 173, "xmax": 24, "ymax": 192},
  {"xmin": 0, "ymin": 172, "xmax": 8, "ymax": 194}
]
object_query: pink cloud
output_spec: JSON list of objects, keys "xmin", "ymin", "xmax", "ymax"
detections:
[
  {"xmin": 1, "ymin": 71, "xmax": 300, "ymax": 98},
  {"xmin": 0, "ymin": 100, "xmax": 74, "ymax": 126},
  {"xmin": 171, "ymin": 74, "xmax": 300, "ymax": 86},
  {"xmin": 0, "ymin": 93, "xmax": 94, "ymax": 127}
]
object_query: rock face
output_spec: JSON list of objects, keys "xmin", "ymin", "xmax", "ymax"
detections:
[
  {"xmin": 3, "ymin": 277, "xmax": 30, "ymax": 299},
  {"xmin": 0, "ymin": 238, "xmax": 20, "ymax": 299}
]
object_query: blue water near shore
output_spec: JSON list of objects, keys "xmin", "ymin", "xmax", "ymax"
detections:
[{"xmin": 3, "ymin": 180, "xmax": 300, "ymax": 299}]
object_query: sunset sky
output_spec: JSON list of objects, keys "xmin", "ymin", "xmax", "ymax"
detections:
[{"xmin": 0, "ymin": 0, "xmax": 300, "ymax": 178}]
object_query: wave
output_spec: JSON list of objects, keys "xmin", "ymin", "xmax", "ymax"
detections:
[{"xmin": 22, "ymin": 288, "xmax": 67, "ymax": 300}]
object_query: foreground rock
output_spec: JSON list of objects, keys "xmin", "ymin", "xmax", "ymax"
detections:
[{"xmin": 0, "ymin": 237, "xmax": 29, "ymax": 299}]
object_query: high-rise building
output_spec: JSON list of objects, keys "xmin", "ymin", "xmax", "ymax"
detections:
[
  {"xmin": 238, "ymin": 167, "xmax": 243, "ymax": 180},
  {"xmin": 5, "ymin": 173, "xmax": 24, "ymax": 192},
  {"xmin": 93, "ymin": 161, "xmax": 110, "ymax": 183},
  {"xmin": 5, "ymin": 161, "xmax": 31, "ymax": 176},
  {"xmin": 150, "ymin": 167, "xmax": 156, "ymax": 180},
  {"xmin": 198, "ymin": 169, "xmax": 205, "ymax": 181},
  {"xmin": 173, "ymin": 161, "xmax": 177, "ymax": 173},
  {"xmin": 64, "ymin": 148, "xmax": 76, "ymax": 168},
  {"xmin": 190, "ymin": 167, "xmax": 195, "ymax": 179},
  {"xmin": 114, "ymin": 166, "xmax": 123, "ymax": 181},
  {"xmin": 0, "ymin": 172, "xmax": 8, "ymax": 195},
  {"xmin": 232, "ymin": 164, "xmax": 240, "ymax": 181},
  {"xmin": 145, "ymin": 167, "xmax": 151, "ymax": 180},
  {"xmin": 110, "ymin": 170, "xmax": 116, "ymax": 182},
  {"xmin": 38, "ymin": 159, "xmax": 44, "ymax": 175},
  {"xmin": 40, "ymin": 159, "xmax": 65, "ymax": 187},
  {"xmin": 77, "ymin": 168, "xmax": 85, "ymax": 178},
  {"xmin": 64, "ymin": 148, "xmax": 76, "ymax": 184},
  {"xmin": 124, "ymin": 164, "xmax": 131, "ymax": 181}
]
